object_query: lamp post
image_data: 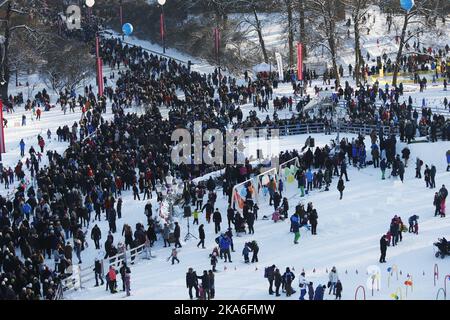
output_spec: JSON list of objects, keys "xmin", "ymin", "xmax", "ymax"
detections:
[{"xmin": 158, "ymin": 0, "xmax": 166, "ymax": 54}]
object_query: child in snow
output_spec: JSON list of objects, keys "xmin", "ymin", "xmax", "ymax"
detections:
[
  {"xmin": 210, "ymin": 251, "xmax": 218, "ymax": 272},
  {"xmin": 335, "ymin": 280, "xmax": 343, "ymax": 300},
  {"xmin": 168, "ymin": 248, "xmax": 180, "ymax": 265}
]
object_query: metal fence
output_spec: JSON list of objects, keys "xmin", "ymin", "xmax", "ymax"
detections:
[
  {"xmin": 244, "ymin": 122, "xmax": 398, "ymax": 138},
  {"xmin": 58, "ymin": 243, "xmax": 148, "ymax": 299}
]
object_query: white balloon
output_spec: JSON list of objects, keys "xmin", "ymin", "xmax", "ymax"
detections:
[{"xmin": 86, "ymin": 0, "xmax": 95, "ymax": 8}]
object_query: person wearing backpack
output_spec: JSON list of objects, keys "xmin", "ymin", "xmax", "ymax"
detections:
[
  {"xmin": 282, "ymin": 267, "xmax": 296, "ymax": 297},
  {"xmin": 265, "ymin": 264, "xmax": 276, "ymax": 295}
]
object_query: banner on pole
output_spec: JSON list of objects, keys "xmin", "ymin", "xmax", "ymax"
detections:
[
  {"xmin": 275, "ymin": 52, "xmax": 284, "ymax": 81},
  {"xmin": 160, "ymin": 13, "xmax": 165, "ymax": 42},
  {"xmin": 297, "ymin": 43, "xmax": 303, "ymax": 81},
  {"xmin": 214, "ymin": 28, "xmax": 221, "ymax": 63}
]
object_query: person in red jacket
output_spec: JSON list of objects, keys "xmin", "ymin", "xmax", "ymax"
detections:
[
  {"xmin": 107, "ymin": 266, "xmax": 118, "ymax": 293},
  {"xmin": 38, "ymin": 138, "xmax": 45, "ymax": 153},
  {"xmin": 36, "ymin": 108, "xmax": 41, "ymax": 120}
]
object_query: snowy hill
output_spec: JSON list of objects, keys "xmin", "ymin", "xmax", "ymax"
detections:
[{"xmin": 66, "ymin": 133, "xmax": 450, "ymax": 300}]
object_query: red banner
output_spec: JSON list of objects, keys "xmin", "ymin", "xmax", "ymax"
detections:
[
  {"xmin": 0, "ymin": 100, "xmax": 5, "ymax": 154},
  {"xmin": 297, "ymin": 42, "xmax": 303, "ymax": 81},
  {"xmin": 160, "ymin": 13, "xmax": 165, "ymax": 42},
  {"xmin": 214, "ymin": 28, "xmax": 220, "ymax": 62}
]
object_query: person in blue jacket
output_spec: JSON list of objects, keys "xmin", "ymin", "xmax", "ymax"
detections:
[
  {"xmin": 314, "ymin": 284, "xmax": 326, "ymax": 300},
  {"xmin": 242, "ymin": 243, "xmax": 251, "ymax": 263},
  {"xmin": 219, "ymin": 235, "xmax": 232, "ymax": 262},
  {"xmin": 305, "ymin": 169, "xmax": 313, "ymax": 192},
  {"xmin": 291, "ymin": 214, "xmax": 300, "ymax": 244},
  {"xmin": 19, "ymin": 139, "xmax": 25, "ymax": 157},
  {"xmin": 22, "ymin": 202, "xmax": 32, "ymax": 220}
]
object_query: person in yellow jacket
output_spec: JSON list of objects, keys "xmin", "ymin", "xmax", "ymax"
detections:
[{"xmin": 193, "ymin": 209, "xmax": 199, "ymax": 225}]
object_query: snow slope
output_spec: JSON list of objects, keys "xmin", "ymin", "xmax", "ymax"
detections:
[
  {"xmin": 66, "ymin": 133, "xmax": 450, "ymax": 300},
  {"xmin": 1, "ymin": 20, "xmax": 449, "ymax": 301}
]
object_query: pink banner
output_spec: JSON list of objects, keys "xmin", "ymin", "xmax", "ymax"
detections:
[{"xmin": 297, "ymin": 43, "xmax": 303, "ymax": 81}]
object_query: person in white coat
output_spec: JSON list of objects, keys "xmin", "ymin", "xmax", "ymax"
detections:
[
  {"xmin": 328, "ymin": 266, "xmax": 339, "ymax": 295},
  {"xmin": 298, "ymin": 272, "xmax": 309, "ymax": 300}
]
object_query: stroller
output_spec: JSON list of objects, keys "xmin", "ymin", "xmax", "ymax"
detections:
[{"xmin": 433, "ymin": 238, "xmax": 450, "ymax": 259}]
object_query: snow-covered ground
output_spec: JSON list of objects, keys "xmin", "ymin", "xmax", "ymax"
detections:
[
  {"xmin": 64, "ymin": 133, "xmax": 450, "ymax": 300},
  {"xmin": 2, "ymin": 11, "xmax": 449, "ymax": 300}
]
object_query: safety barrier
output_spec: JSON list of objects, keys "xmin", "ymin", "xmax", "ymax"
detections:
[
  {"xmin": 244, "ymin": 122, "xmax": 398, "ymax": 138},
  {"xmin": 60, "ymin": 243, "xmax": 147, "ymax": 298}
]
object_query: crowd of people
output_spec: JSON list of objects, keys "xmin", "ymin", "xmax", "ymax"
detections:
[{"xmin": 0, "ymin": 17, "xmax": 447, "ymax": 300}]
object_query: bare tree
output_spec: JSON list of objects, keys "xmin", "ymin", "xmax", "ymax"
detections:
[
  {"xmin": 343, "ymin": 0, "xmax": 372, "ymax": 86},
  {"xmin": 391, "ymin": 0, "xmax": 438, "ymax": 86},
  {"xmin": 0, "ymin": 0, "xmax": 52, "ymax": 99},
  {"xmin": 41, "ymin": 41, "xmax": 95, "ymax": 94},
  {"xmin": 307, "ymin": 0, "xmax": 341, "ymax": 86},
  {"xmin": 234, "ymin": 0, "xmax": 269, "ymax": 63}
]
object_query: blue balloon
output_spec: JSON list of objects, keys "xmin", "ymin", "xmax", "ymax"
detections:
[
  {"xmin": 400, "ymin": 0, "xmax": 414, "ymax": 11},
  {"xmin": 122, "ymin": 23, "xmax": 133, "ymax": 36},
  {"xmin": 387, "ymin": 267, "xmax": 392, "ymax": 272},
  {"xmin": 240, "ymin": 187, "xmax": 247, "ymax": 197}
]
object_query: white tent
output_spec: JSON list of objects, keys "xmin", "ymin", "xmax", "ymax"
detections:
[{"xmin": 253, "ymin": 62, "xmax": 272, "ymax": 73}]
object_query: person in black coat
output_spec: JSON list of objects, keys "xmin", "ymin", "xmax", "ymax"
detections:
[
  {"xmin": 379, "ymin": 235, "xmax": 388, "ymax": 263},
  {"xmin": 266, "ymin": 264, "xmax": 276, "ymax": 295},
  {"xmin": 227, "ymin": 206, "xmax": 235, "ymax": 228},
  {"xmin": 93, "ymin": 258, "xmax": 104, "ymax": 286},
  {"xmin": 247, "ymin": 210, "xmax": 255, "ymax": 234},
  {"xmin": 108, "ymin": 208, "xmax": 117, "ymax": 233},
  {"xmin": 274, "ymin": 268, "xmax": 282, "ymax": 297},
  {"xmin": 335, "ymin": 280, "xmax": 343, "ymax": 300},
  {"xmin": 174, "ymin": 222, "xmax": 182, "ymax": 248},
  {"xmin": 91, "ymin": 224, "xmax": 101, "ymax": 249},
  {"xmin": 197, "ymin": 224, "xmax": 205, "ymax": 249},
  {"xmin": 337, "ymin": 178, "xmax": 345, "ymax": 200},
  {"xmin": 340, "ymin": 161, "xmax": 349, "ymax": 181},
  {"xmin": 186, "ymin": 268, "xmax": 199, "ymax": 299},
  {"xmin": 273, "ymin": 192, "xmax": 281, "ymax": 210},
  {"xmin": 212, "ymin": 209, "xmax": 222, "ymax": 234},
  {"xmin": 309, "ymin": 209, "xmax": 318, "ymax": 235},
  {"xmin": 197, "ymin": 270, "xmax": 211, "ymax": 300}
]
